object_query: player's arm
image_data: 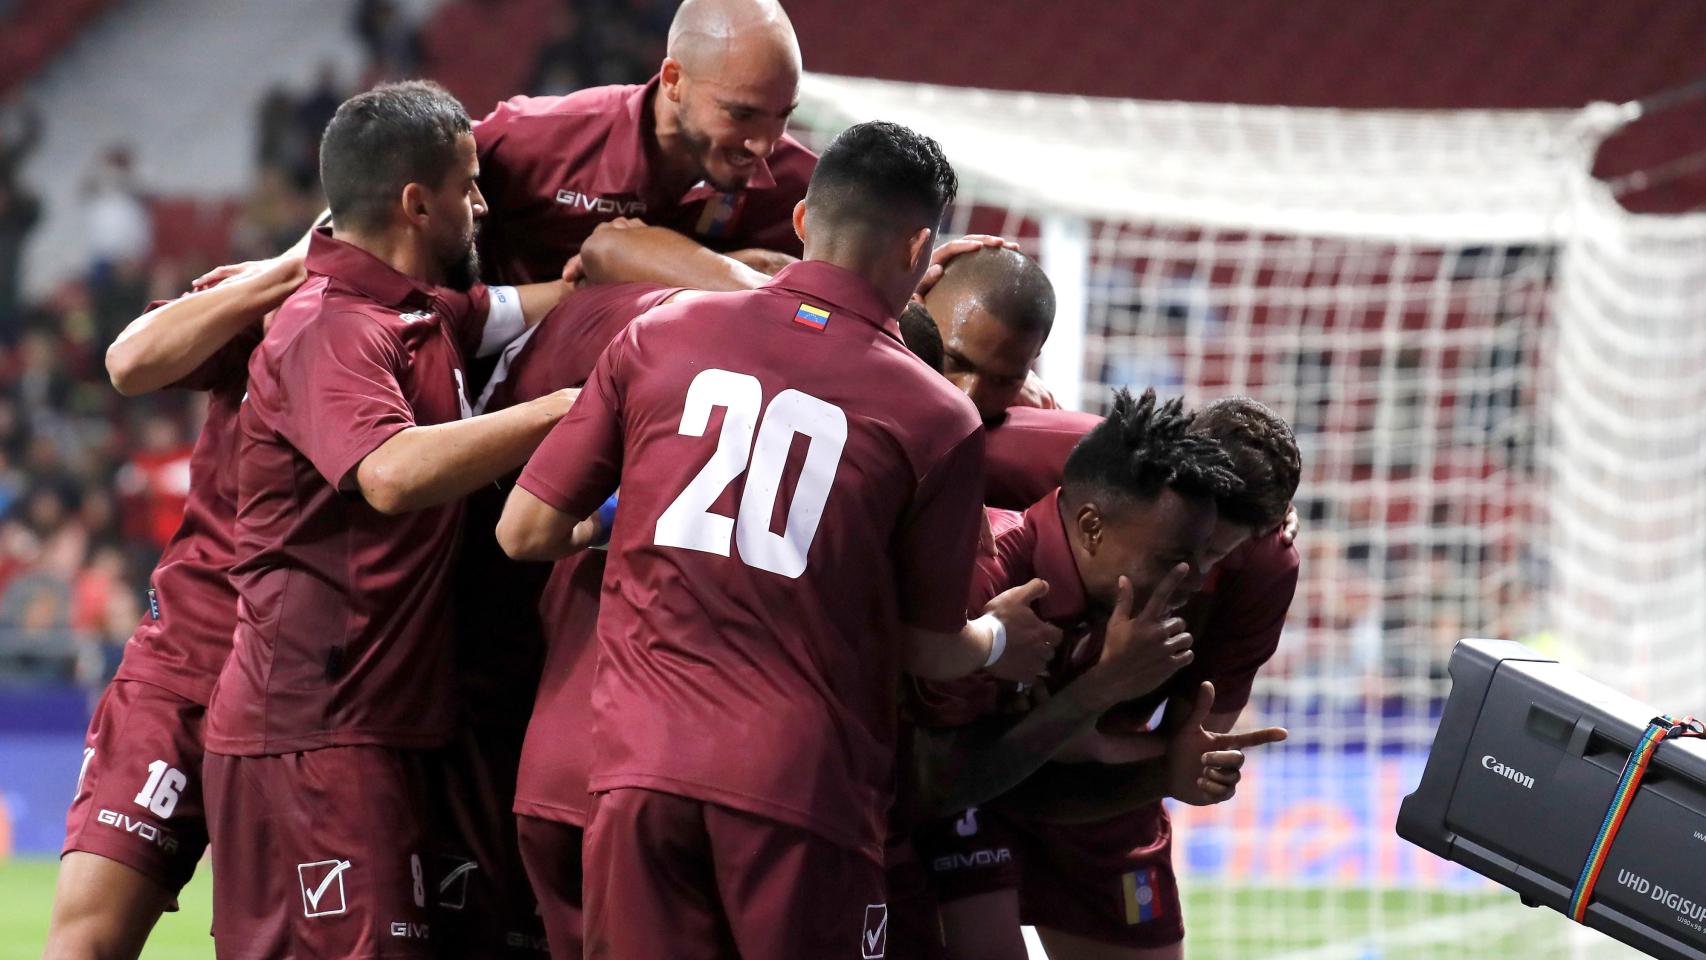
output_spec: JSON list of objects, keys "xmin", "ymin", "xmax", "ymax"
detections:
[
  {"xmin": 579, "ymin": 219, "xmax": 770, "ymax": 292},
  {"xmin": 106, "ymin": 251, "xmax": 304, "ymax": 395},
  {"xmin": 497, "ymin": 328, "xmax": 630, "ymax": 559},
  {"xmin": 997, "ymin": 682, "xmax": 1287, "ymax": 824},
  {"xmin": 723, "ymin": 248, "xmax": 798, "ymax": 275},
  {"xmin": 495, "ymin": 486, "xmax": 607, "ymax": 560},
  {"xmin": 355, "ymin": 388, "xmax": 578, "ymax": 514},
  {"xmin": 900, "ymin": 578, "xmax": 1059, "ymax": 682},
  {"xmin": 907, "ymin": 569, "xmax": 1196, "ymax": 817}
]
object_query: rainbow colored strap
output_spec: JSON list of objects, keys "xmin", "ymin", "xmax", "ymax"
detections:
[{"xmin": 1568, "ymin": 714, "xmax": 1704, "ymax": 922}]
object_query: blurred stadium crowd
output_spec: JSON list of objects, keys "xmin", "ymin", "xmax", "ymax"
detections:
[{"xmin": 0, "ymin": 0, "xmax": 671, "ymax": 694}]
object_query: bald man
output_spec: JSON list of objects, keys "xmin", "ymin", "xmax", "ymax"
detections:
[
  {"xmin": 435, "ymin": 7, "xmax": 814, "ymax": 953},
  {"xmin": 472, "ymin": 0, "xmax": 815, "ymax": 286},
  {"xmin": 923, "ymin": 246, "xmax": 1057, "ymax": 426}
]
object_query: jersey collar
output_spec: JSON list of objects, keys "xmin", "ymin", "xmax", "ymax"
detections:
[
  {"xmin": 305, "ymin": 228, "xmax": 438, "ymax": 311},
  {"xmin": 1025, "ymin": 488, "xmax": 1092, "ymax": 625},
  {"xmin": 766, "ymin": 261, "xmax": 902, "ymax": 341}
]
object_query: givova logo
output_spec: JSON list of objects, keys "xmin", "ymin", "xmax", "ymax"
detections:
[
  {"xmin": 1480, "ymin": 755, "xmax": 1535, "ymax": 789},
  {"xmin": 555, "ymin": 190, "xmax": 647, "ymax": 217}
]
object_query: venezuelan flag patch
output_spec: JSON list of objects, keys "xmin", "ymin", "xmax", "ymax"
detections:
[
  {"xmin": 793, "ymin": 303, "xmax": 831, "ymax": 330},
  {"xmin": 1122, "ymin": 868, "xmax": 1166, "ymax": 924}
]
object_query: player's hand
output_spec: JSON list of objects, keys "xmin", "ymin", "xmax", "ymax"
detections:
[
  {"xmin": 913, "ymin": 234, "xmax": 1021, "ymax": 300},
  {"xmin": 606, "ymin": 216, "xmax": 647, "ymax": 229},
  {"xmin": 981, "ymin": 577, "xmax": 1060, "ymax": 682},
  {"xmin": 539, "ymin": 387, "xmax": 580, "ymax": 420},
  {"xmin": 1279, "ymin": 504, "xmax": 1299, "ymax": 547},
  {"xmin": 1088, "ymin": 567, "xmax": 1195, "ymax": 707},
  {"xmin": 1163, "ymin": 682, "xmax": 1287, "ymax": 806},
  {"xmin": 1013, "ymin": 370, "xmax": 1059, "ymax": 410},
  {"xmin": 192, "ymin": 251, "xmax": 305, "ymax": 292},
  {"xmin": 562, "ymin": 254, "xmax": 587, "ymax": 287}
]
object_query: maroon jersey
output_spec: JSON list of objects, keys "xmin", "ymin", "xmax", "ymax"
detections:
[
  {"xmin": 474, "ymin": 77, "xmax": 816, "ymax": 286},
  {"xmin": 983, "ymin": 405, "xmax": 1100, "ymax": 511},
  {"xmin": 920, "ymin": 488, "xmax": 1297, "ymax": 861},
  {"xmin": 928, "ymin": 489, "xmax": 1298, "ymax": 726},
  {"xmin": 515, "ymin": 261, "xmax": 985, "ymax": 859},
  {"xmin": 477, "ymin": 282, "xmax": 680, "ymax": 414},
  {"xmin": 455, "ymin": 282, "xmax": 680, "ymax": 734},
  {"xmin": 205, "ymin": 232, "xmax": 492, "ymax": 756},
  {"xmin": 112, "ymin": 307, "xmax": 260, "ymax": 706}
]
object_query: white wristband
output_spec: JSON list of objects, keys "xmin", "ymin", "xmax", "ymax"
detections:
[{"xmin": 975, "ymin": 613, "xmax": 1007, "ymax": 668}]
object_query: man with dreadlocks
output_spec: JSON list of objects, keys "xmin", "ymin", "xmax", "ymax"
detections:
[{"xmin": 897, "ymin": 388, "xmax": 1297, "ymax": 960}]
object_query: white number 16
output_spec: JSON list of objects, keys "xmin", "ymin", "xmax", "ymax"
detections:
[{"xmin": 654, "ymin": 368, "xmax": 846, "ymax": 578}]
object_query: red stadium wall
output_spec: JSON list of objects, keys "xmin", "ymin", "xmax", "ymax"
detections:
[{"xmin": 788, "ymin": 0, "xmax": 1706, "ymax": 212}]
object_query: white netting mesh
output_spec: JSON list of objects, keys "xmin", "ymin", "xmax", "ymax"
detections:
[{"xmin": 797, "ymin": 74, "xmax": 1706, "ymax": 959}]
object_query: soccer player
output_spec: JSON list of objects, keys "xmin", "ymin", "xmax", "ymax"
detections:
[
  {"xmin": 456, "ymin": 229, "xmax": 965, "ymax": 959},
  {"xmin": 42, "ymin": 250, "xmax": 306, "ymax": 960},
  {"xmin": 199, "ymin": 81, "xmax": 575, "ymax": 960},
  {"xmin": 916, "ymin": 244, "xmax": 1103, "ymax": 507},
  {"xmin": 917, "ymin": 395, "xmax": 1302, "ymax": 960},
  {"xmin": 473, "ymin": 0, "xmax": 814, "ymax": 286},
  {"xmin": 495, "ymin": 120, "xmax": 1059, "ymax": 960},
  {"xmin": 440, "ymin": 2, "xmax": 816, "ymax": 940}
]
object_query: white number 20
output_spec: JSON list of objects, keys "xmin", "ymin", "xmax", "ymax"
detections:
[{"xmin": 654, "ymin": 369, "xmax": 846, "ymax": 578}]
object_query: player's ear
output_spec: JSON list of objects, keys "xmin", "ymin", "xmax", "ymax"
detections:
[
  {"xmin": 791, "ymin": 199, "xmax": 808, "ymax": 246},
  {"xmin": 400, "ymin": 182, "xmax": 430, "ymax": 229},
  {"xmin": 1075, "ymin": 502, "xmax": 1104, "ymax": 555},
  {"xmin": 905, "ymin": 227, "xmax": 933, "ymax": 273},
  {"xmin": 660, "ymin": 58, "xmax": 685, "ymax": 100}
]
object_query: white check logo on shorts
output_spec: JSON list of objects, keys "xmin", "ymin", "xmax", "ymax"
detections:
[
  {"xmin": 862, "ymin": 903, "xmax": 888, "ymax": 959},
  {"xmin": 299, "ymin": 859, "xmax": 352, "ymax": 917}
]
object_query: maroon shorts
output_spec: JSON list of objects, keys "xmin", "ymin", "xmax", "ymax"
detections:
[
  {"xmin": 204, "ymin": 746, "xmax": 438, "ymax": 960},
  {"xmin": 516, "ymin": 815, "xmax": 583, "ymax": 960},
  {"xmin": 62, "ymin": 679, "xmax": 209, "ymax": 892},
  {"xmin": 884, "ymin": 841, "xmax": 948, "ymax": 960},
  {"xmin": 582, "ymin": 787, "xmax": 889, "ymax": 960},
  {"xmin": 432, "ymin": 724, "xmax": 548, "ymax": 957},
  {"xmin": 913, "ymin": 805, "xmax": 1021, "ymax": 901},
  {"xmin": 916, "ymin": 806, "xmax": 1183, "ymax": 949}
]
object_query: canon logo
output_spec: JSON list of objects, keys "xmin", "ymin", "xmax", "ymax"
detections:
[{"xmin": 1481, "ymin": 755, "xmax": 1535, "ymax": 789}]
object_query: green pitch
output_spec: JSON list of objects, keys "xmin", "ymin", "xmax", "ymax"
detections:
[
  {"xmin": 0, "ymin": 859, "xmax": 1573, "ymax": 960},
  {"xmin": 0, "ymin": 859, "xmax": 212, "ymax": 960}
]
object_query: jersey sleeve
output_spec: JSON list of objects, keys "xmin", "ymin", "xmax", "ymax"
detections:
[
  {"xmin": 166, "ymin": 315, "xmax": 265, "ymax": 393},
  {"xmin": 893, "ymin": 427, "xmax": 987, "ymax": 634},
  {"xmin": 431, "ymin": 284, "xmax": 492, "ymax": 360},
  {"xmin": 514, "ymin": 323, "xmax": 631, "ymax": 518},
  {"xmin": 1196, "ymin": 537, "xmax": 1300, "ymax": 714},
  {"xmin": 271, "ymin": 314, "xmax": 416, "ymax": 491}
]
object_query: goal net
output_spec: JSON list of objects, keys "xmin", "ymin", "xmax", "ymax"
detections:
[{"xmin": 796, "ymin": 75, "xmax": 1706, "ymax": 960}]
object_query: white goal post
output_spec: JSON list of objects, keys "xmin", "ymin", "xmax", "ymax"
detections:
[{"xmin": 795, "ymin": 73, "xmax": 1706, "ymax": 960}]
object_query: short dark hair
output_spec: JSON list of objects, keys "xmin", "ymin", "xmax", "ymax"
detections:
[
  {"xmin": 805, "ymin": 121, "xmax": 957, "ymax": 237},
  {"xmin": 931, "ymin": 247, "xmax": 1055, "ymax": 338},
  {"xmin": 1063, "ymin": 388, "xmax": 1242, "ymax": 509},
  {"xmin": 898, "ymin": 300, "xmax": 944, "ymax": 372},
  {"xmin": 319, "ymin": 80, "xmax": 471, "ymax": 234},
  {"xmin": 1189, "ymin": 396, "xmax": 1300, "ymax": 532}
]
